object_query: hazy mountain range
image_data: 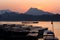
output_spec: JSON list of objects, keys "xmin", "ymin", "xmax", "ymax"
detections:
[{"xmin": 0, "ymin": 8, "xmax": 60, "ymax": 21}]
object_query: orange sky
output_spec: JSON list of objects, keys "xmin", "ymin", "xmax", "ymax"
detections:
[{"xmin": 0, "ymin": 0, "xmax": 60, "ymax": 14}]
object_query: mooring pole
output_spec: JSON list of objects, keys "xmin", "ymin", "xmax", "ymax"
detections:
[
  {"xmin": 51, "ymin": 21, "xmax": 54, "ymax": 33},
  {"xmin": 51, "ymin": 21, "xmax": 55, "ymax": 37}
]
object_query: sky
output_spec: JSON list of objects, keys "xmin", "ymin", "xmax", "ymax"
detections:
[{"xmin": 0, "ymin": 0, "xmax": 60, "ymax": 14}]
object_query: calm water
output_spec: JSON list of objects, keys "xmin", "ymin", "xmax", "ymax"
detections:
[{"xmin": 0, "ymin": 21, "xmax": 60, "ymax": 40}]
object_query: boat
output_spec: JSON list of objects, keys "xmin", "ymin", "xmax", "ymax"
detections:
[{"xmin": 0, "ymin": 24, "xmax": 59, "ymax": 40}]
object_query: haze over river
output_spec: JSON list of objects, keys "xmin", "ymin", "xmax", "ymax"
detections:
[{"xmin": 0, "ymin": 21, "xmax": 60, "ymax": 40}]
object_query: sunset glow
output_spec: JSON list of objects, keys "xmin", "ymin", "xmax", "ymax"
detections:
[{"xmin": 0, "ymin": 0, "xmax": 60, "ymax": 14}]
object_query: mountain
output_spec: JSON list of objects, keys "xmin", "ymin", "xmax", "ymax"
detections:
[
  {"xmin": 0, "ymin": 10, "xmax": 37, "ymax": 21},
  {"xmin": 0, "ymin": 9, "xmax": 60, "ymax": 21},
  {"xmin": 25, "ymin": 8, "xmax": 54, "ymax": 15},
  {"xmin": 0, "ymin": 10, "xmax": 21, "ymax": 21},
  {"xmin": 0, "ymin": 10, "xmax": 10, "ymax": 14}
]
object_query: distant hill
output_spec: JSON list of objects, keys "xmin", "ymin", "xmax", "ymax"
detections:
[{"xmin": 0, "ymin": 9, "xmax": 60, "ymax": 21}]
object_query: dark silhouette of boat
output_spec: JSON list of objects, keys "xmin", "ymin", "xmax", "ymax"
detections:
[{"xmin": 0, "ymin": 24, "xmax": 59, "ymax": 40}]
